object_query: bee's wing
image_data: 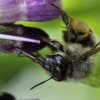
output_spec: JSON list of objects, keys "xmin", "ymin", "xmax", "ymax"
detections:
[
  {"xmin": 79, "ymin": 42, "xmax": 100, "ymax": 60},
  {"xmin": 0, "ymin": 24, "xmax": 57, "ymax": 52}
]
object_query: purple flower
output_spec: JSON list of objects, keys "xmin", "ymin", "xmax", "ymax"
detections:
[
  {"xmin": 0, "ymin": 0, "xmax": 62, "ymax": 23},
  {"xmin": 0, "ymin": 24, "xmax": 50, "ymax": 53},
  {"xmin": 0, "ymin": 34, "xmax": 41, "ymax": 53}
]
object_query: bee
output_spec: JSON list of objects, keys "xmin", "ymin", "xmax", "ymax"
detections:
[
  {"xmin": 16, "ymin": 40, "xmax": 100, "ymax": 89},
  {"xmin": 13, "ymin": 25, "xmax": 99, "ymax": 90},
  {"xmin": 16, "ymin": 5, "xmax": 100, "ymax": 89},
  {"xmin": 0, "ymin": 4, "xmax": 100, "ymax": 90},
  {"xmin": 52, "ymin": 4, "xmax": 96, "ymax": 47}
]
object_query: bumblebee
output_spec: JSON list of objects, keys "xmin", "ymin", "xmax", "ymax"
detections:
[
  {"xmin": 0, "ymin": 4, "xmax": 100, "ymax": 89},
  {"xmin": 16, "ymin": 34, "xmax": 100, "ymax": 89},
  {"xmin": 52, "ymin": 4, "xmax": 96, "ymax": 47}
]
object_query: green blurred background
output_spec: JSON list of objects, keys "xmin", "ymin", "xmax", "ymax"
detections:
[{"xmin": 0, "ymin": 0, "xmax": 100, "ymax": 100}]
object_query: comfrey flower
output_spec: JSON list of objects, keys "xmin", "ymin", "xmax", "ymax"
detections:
[
  {"xmin": 0, "ymin": 24, "xmax": 50, "ymax": 53},
  {"xmin": 0, "ymin": 0, "xmax": 62, "ymax": 23},
  {"xmin": 0, "ymin": 0, "xmax": 62, "ymax": 53}
]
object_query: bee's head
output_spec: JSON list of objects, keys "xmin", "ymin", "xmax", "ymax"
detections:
[
  {"xmin": 44, "ymin": 52, "xmax": 71, "ymax": 81},
  {"xmin": 72, "ymin": 20, "xmax": 93, "ymax": 41},
  {"xmin": 63, "ymin": 20, "xmax": 95, "ymax": 47}
]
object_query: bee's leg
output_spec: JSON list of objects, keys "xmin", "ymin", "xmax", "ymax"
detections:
[
  {"xmin": 51, "ymin": 40, "xmax": 64, "ymax": 51},
  {"xmin": 88, "ymin": 42, "xmax": 100, "ymax": 56},
  {"xmin": 52, "ymin": 4, "xmax": 69, "ymax": 26},
  {"xmin": 16, "ymin": 47, "xmax": 41, "ymax": 58},
  {"xmin": 52, "ymin": 4, "xmax": 79, "ymax": 42},
  {"xmin": 84, "ymin": 42, "xmax": 100, "ymax": 57},
  {"xmin": 15, "ymin": 48, "xmax": 29, "ymax": 57},
  {"xmin": 90, "ymin": 46, "xmax": 100, "ymax": 56},
  {"xmin": 46, "ymin": 40, "xmax": 64, "ymax": 52},
  {"xmin": 79, "ymin": 42, "xmax": 100, "ymax": 60},
  {"xmin": 63, "ymin": 30, "xmax": 77, "ymax": 44},
  {"xmin": 17, "ymin": 52, "xmax": 26, "ymax": 57},
  {"xmin": 16, "ymin": 48, "xmax": 54, "ymax": 90},
  {"xmin": 17, "ymin": 52, "xmax": 43, "ymax": 59}
]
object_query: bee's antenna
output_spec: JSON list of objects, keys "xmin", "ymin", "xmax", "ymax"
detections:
[
  {"xmin": 51, "ymin": 3, "xmax": 62, "ymax": 13},
  {"xmin": 88, "ymin": 42, "xmax": 100, "ymax": 54},
  {"xmin": 51, "ymin": 3, "xmax": 69, "ymax": 26},
  {"xmin": 16, "ymin": 48, "xmax": 45, "ymax": 66},
  {"xmin": 30, "ymin": 77, "xmax": 53, "ymax": 90}
]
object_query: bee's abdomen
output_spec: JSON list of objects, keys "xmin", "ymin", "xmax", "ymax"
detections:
[
  {"xmin": 70, "ymin": 60, "xmax": 91, "ymax": 80},
  {"xmin": 66, "ymin": 44, "xmax": 92, "ymax": 80}
]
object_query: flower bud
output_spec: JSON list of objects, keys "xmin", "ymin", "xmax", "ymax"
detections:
[{"xmin": 0, "ymin": 0, "xmax": 62, "ymax": 23}]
